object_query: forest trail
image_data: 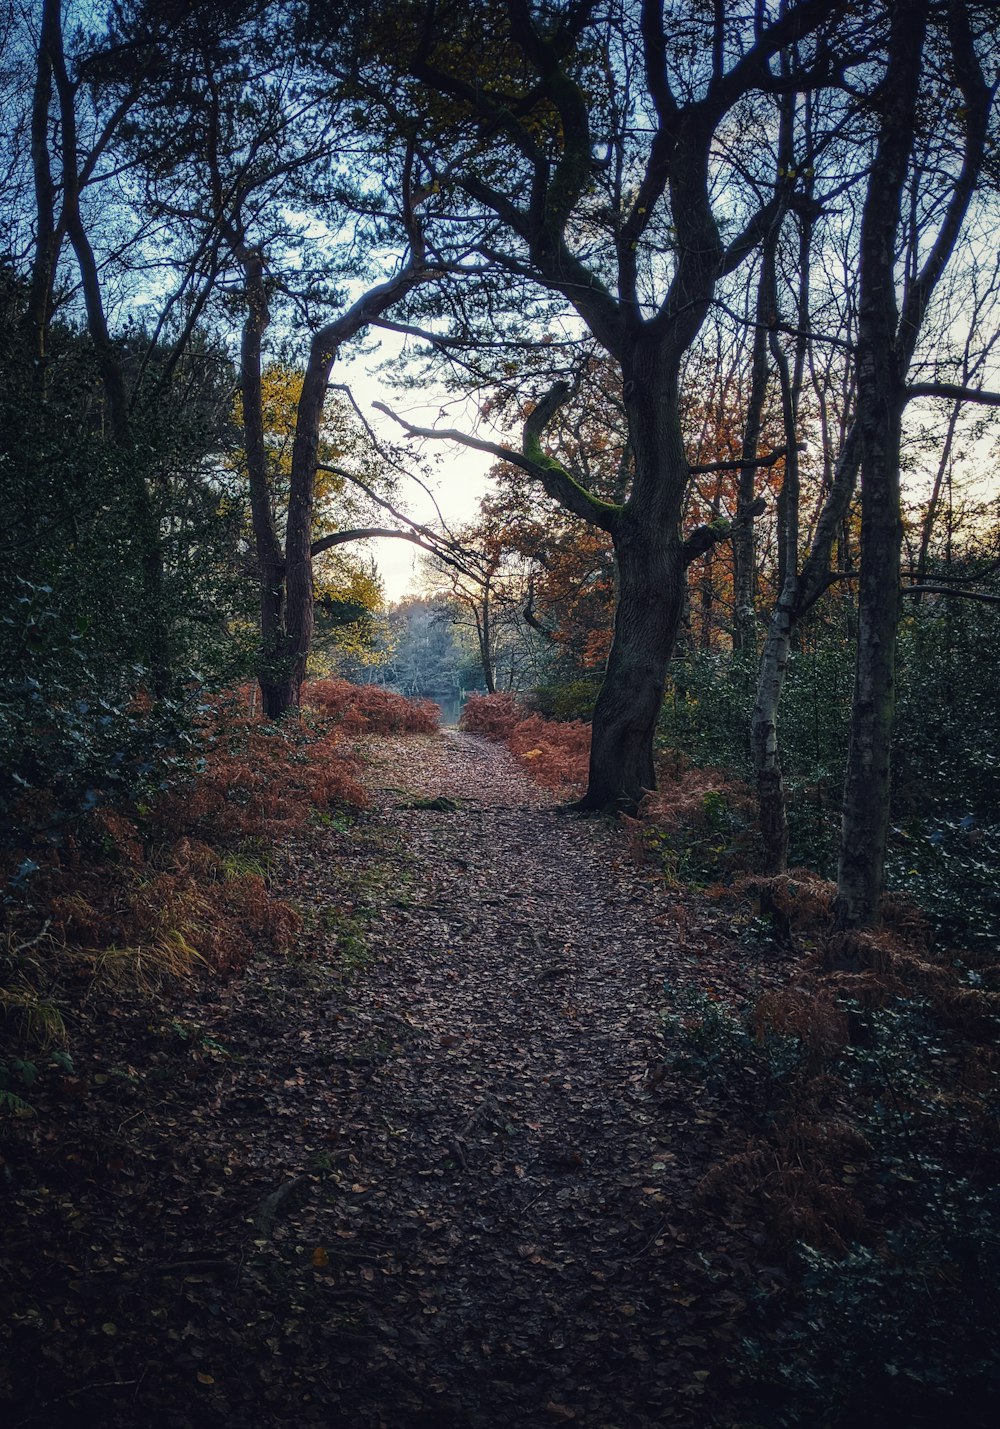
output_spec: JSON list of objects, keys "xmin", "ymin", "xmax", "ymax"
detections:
[
  {"xmin": 6, "ymin": 730, "xmax": 755, "ymax": 1429},
  {"xmin": 266, "ymin": 729, "xmax": 749, "ymax": 1427}
]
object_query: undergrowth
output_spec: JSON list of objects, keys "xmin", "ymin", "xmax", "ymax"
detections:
[
  {"xmin": 658, "ymin": 886, "xmax": 1000, "ymax": 1428},
  {"xmin": 303, "ymin": 679, "xmax": 439, "ymax": 735},
  {"xmin": 1, "ymin": 682, "xmax": 439, "ymax": 1077},
  {"xmin": 460, "ymin": 692, "xmax": 590, "ymax": 791}
]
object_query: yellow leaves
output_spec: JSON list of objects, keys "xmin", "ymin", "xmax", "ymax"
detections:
[
  {"xmin": 196, "ymin": 1372, "xmax": 215, "ymax": 1386},
  {"xmin": 313, "ymin": 561, "xmax": 383, "ymax": 615},
  {"xmin": 230, "ymin": 363, "xmax": 353, "ymax": 489}
]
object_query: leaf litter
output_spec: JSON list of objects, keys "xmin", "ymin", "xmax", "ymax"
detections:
[{"xmin": 2, "ymin": 728, "xmax": 773, "ymax": 1428}]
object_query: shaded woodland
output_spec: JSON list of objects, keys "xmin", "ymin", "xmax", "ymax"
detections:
[{"xmin": 2, "ymin": 2, "xmax": 1000, "ymax": 1426}]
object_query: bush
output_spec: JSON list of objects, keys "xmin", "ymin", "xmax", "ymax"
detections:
[
  {"xmin": 303, "ymin": 679, "xmax": 439, "ymax": 735},
  {"xmin": 740, "ymin": 999, "xmax": 1000, "ymax": 1428},
  {"xmin": 459, "ymin": 691, "xmax": 523, "ymax": 741},
  {"xmin": 657, "ymin": 596, "xmax": 1000, "ymax": 950},
  {"xmin": 526, "ymin": 679, "xmax": 603, "ymax": 722},
  {"xmin": 0, "ymin": 651, "xmax": 202, "ymax": 878},
  {"xmin": 461, "ymin": 693, "xmax": 590, "ymax": 790},
  {"xmin": 631, "ymin": 768, "xmax": 757, "ymax": 885},
  {"xmin": 1, "ymin": 695, "xmax": 375, "ymax": 1058}
]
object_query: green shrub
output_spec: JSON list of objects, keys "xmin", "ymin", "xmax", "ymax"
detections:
[{"xmin": 526, "ymin": 679, "xmax": 602, "ymax": 722}]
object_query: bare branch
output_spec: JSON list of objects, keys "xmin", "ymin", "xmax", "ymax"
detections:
[
  {"xmin": 906, "ymin": 382, "xmax": 1000, "ymax": 407},
  {"xmin": 314, "ymin": 462, "xmax": 477, "ymax": 575},
  {"xmin": 310, "ymin": 527, "xmax": 475, "ymax": 580},
  {"xmin": 373, "ymin": 390, "xmax": 622, "ymax": 534},
  {"xmin": 688, "ymin": 444, "xmax": 802, "ymax": 476}
]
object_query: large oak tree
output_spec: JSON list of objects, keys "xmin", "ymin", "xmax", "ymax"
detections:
[{"xmin": 338, "ymin": 0, "xmax": 852, "ymax": 809}]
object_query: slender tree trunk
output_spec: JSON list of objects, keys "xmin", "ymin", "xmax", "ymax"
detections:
[
  {"xmin": 834, "ymin": 413, "xmax": 904, "ymax": 929},
  {"xmin": 747, "ymin": 81, "xmax": 833, "ymax": 870},
  {"xmin": 733, "ymin": 240, "xmax": 775, "ymax": 655},
  {"xmin": 750, "ymin": 580, "xmax": 796, "ymax": 870},
  {"xmin": 914, "ymin": 399, "xmax": 960, "ymax": 590},
  {"xmin": 833, "ymin": 0, "xmax": 928, "ymax": 932},
  {"xmin": 284, "ymin": 332, "xmax": 332, "ymax": 709},
  {"xmin": 238, "ymin": 252, "xmax": 289, "ymax": 719},
  {"xmin": 276, "ymin": 261, "xmax": 431, "ymax": 716},
  {"xmin": 478, "ymin": 581, "xmax": 497, "ymax": 693},
  {"xmin": 49, "ymin": 8, "xmax": 170, "ymax": 693},
  {"xmin": 26, "ymin": 0, "xmax": 58, "ymax": 380}
]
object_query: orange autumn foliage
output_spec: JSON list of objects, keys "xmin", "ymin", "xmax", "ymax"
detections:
[
  {"xmin": 6, "ymin": 684, "xmax": 438, "ymax": 1010},
  {"xmin": 303, "ymin": 679, "xmax": 439, "ymax": 735},
  {"xmin": 460, "ymin": 693, "xmax": 590, "ymax": 792}
]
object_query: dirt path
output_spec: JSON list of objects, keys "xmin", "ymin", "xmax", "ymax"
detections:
[
  {"xmin": 278, "ymin": 730, "xmax": 748, "ymax": 1428},
  {"xmin": 5, "ymin": 730, "xmax": 754, "ymax": 1429}
]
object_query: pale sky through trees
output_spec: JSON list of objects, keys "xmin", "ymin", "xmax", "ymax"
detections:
[{"xmin": 338, "ymin": 351, "xmax": 492, "ymax": 602}]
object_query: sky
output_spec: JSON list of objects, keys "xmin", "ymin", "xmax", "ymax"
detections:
[{"xmin": 337, "ymin": 348, "xmax": 495, "ymax": 604}]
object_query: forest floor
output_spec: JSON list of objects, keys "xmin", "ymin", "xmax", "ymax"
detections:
[{"xmin": 3, "ymin": 729, "xmax": 791, "ymax": 1428}]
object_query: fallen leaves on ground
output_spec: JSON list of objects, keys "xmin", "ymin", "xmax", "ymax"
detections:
[{"xmin": 1, "ymin": 730, "xmax": 781, "ymax": 1428}]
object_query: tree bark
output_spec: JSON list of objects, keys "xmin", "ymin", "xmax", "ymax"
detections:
[
  {"xmin": 732, "ymin": 236, "xmax": 776, "ymax": 654},
  {"xmin": 833, "ymin": 0, "xmax": 928, "ymax": 931},
  {"xmin": 26, "ymin": 0, "xmax": 59, "ymax": 380},
  {"xmin": 578, "ymin": 361, "xmax": 688, "ymax": 811},
  {"xmin": 238, "ymin": 251, "xmax": 290, "ymax": 719},
  {"xmin": 582, "ymin": 512, "xmax": 685, "ymax": 810}
]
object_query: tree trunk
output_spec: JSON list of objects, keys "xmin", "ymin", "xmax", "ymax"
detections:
[
  {"xmin": 238, "ymin": 250, "xmax": 290, "ymax": 718},
  {"xmin": 582, "ymin": 517, "xmax": 684, "ymax": 810},
  {"xmin": 50, "ymin": 12, "xmax": 170, "ymax": 693},
  {"xmin": 833, "ymin": 0, "xmax": 928, "ymax": 932},
  {"xmin": 283, "ymin": 332, "xmax": 332, "ymax": 710},
  {"xmin": 732, "ymin": 239, "xmax": 775, "ymax": 655},
  {"xmin": 26, "ymin": 0, "xmax": 59, "ymax": 380},
  {"xmin": 750, "ymin": 582, "xmax": 796, "ymax": 872},
  {"xmin": 476, "ymin": 582, "xmax": 497, "ymax": 693},
  {"xmin": 579, "ymin": 359, "xmax": 690, "ymax": 811},
  {"xmin": 833, "ymin": 438, "xmax": 903, "ymax": 928},
  {"xmin": 580, "ymin": 376, "xmax": 688, "ymax": 818},
  {"xmin": 275, "ymin": 262, "xmax": 431, "ymax": 717}
]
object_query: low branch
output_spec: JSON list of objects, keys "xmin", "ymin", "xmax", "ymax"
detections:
[
  {"xmin": 814, "ymin": 572, "xmax": 1000, "ymax": 607},
  {"xmin": 906, "ymin": 382, "xmax": 1000, "ymax": 407},
  {"xmin": 688, "ymin": 443, "xmax": 802, "ymax": 476},
  {"xmin": 373, "ymin": 389, "xmax": 622, "ymax": 533},
  {"xmin": 901, "ymin": 584, "xmax": 1000, "ymax": 605}
]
